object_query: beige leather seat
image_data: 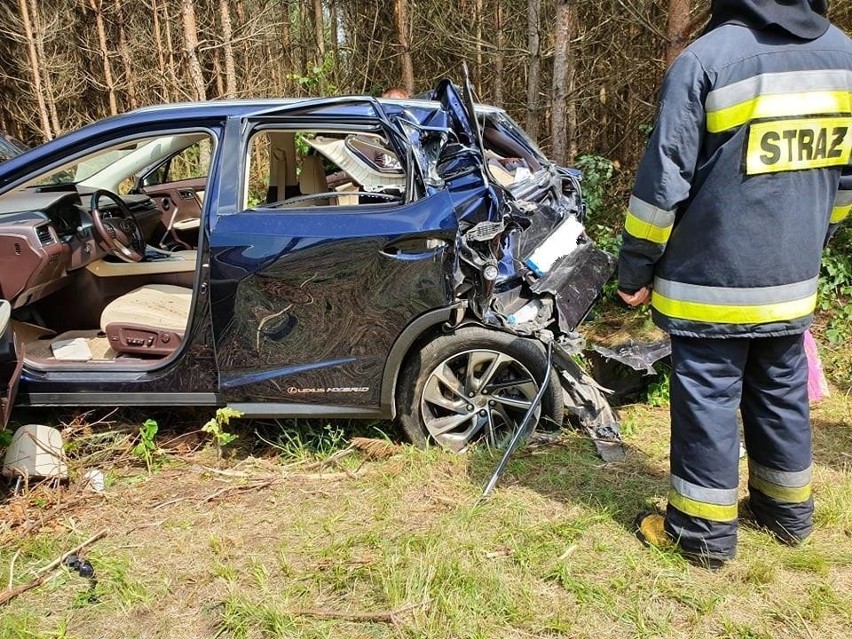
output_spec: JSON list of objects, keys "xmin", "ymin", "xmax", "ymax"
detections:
[
  {"xmin": 100, "ymin": 284, "xmax": 192, "ymax": 356},
  {"xmin": 299, "ymin": 155, "xmax": 329, "ymax": 203}
]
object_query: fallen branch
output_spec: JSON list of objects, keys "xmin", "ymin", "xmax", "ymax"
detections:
[
  {"xmin": 281, "ymin": 446, "xmax": 355, "ymax": 472},
  {"xmin": 151, "ymin": 496, "xmax": 192, "ymax": 511},
  {"xmin": 0, "ymin": 529, "xmax": 107, "ymax": 606},
  {"xmin": 7, "ymin": 550, "xmax": 20, "ymax": 589},
  {"xmin": 19, "ymin": 493, "xmax": 95, "ymax": 536},
  {"xmin": 288, "ymin": 599, "xmax": 429, "ymax": 624},
  {"xmin": 203, "ymin": 478, "xmax": 280, "ymax": 503}
]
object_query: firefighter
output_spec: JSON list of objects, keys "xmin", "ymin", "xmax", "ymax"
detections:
[{"xmin": 617, "ymin": 0, "xmax": 851, "ymax": 568}]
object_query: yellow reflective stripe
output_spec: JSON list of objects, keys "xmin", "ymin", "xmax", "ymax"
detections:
[
  {"xmin": 624, "ymin": 211, "xmax": 673, "ymax": 244},
  {"xmin": 652, "ymin": 291, "xmax": 817, "ymax": 324},
  {"xmin": 745, "ymin": 117, "xmax": 852, "ymax": 176},
  {"xmin": 706, "ymin": 90, "xmax": 852, "ymax": 133},
  {"xmin": 831, "ymin": 203, "xmax": 851, "ymax": 224},
  {"xmin": 749, "ymin": 477, "xmax": 812, "ymax": 503},
  {"xmin": 668, "ymin": 489, "xmax": 738, "ymax": 523}
]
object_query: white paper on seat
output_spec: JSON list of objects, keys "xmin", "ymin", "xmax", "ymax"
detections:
[{"xmin": 51, "ymin": 337, "xmax": 93, "ymax": 361}]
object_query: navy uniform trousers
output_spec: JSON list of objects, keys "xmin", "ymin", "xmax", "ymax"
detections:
[{"xmin": 665, "ymin": 334, "xmax": 814, "ymax": 561}]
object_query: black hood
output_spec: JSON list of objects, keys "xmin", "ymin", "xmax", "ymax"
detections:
[{"xmin": 706, "ymin": 0, "xmax": 830, "ymax": 40}]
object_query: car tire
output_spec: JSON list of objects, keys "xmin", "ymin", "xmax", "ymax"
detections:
[{"xmin": 397, "ymin": 326, "xmax": 564, "ymax": 451}]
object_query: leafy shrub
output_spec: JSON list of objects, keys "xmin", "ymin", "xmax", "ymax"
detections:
[
  {"xmin": 133, "ymin": 418, "xmax": 162, "ymax": 473},
  {"xmin": 818, "ymin": 229, "xmax": 852, "ymax": 346}
]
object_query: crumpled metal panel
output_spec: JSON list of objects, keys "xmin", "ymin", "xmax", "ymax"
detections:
[
  {"xmin": 529, "ymin": 243, "xmax": 615, "ymax": 332},
  {"xmin": 591, "ymin": 339, "xmax": 672, "ymax": 375}
]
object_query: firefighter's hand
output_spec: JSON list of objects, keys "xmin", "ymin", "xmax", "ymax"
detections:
[{"xmin": 618, "ymin": 287, "xmax": 651, "ymax": 307}]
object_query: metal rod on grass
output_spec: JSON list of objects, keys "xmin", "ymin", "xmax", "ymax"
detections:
[{"xmin": 480, "ymin": 340, "xmax": 553, "ymax": 500}]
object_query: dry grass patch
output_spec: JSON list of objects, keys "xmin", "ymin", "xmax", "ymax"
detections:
[{"xmin": 0, "ymin": 389, "xmax": 849, "ymax": 639}]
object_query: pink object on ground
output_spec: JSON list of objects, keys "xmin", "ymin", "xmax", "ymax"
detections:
[{"xmin": 803, "ymin": 330, "xmax": 830, "ymax": 403}]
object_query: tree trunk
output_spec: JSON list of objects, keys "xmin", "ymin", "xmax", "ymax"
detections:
[
  {"xmin": 212, "ymin": 49, "xmax": 225, "ymax": 97},
  {"xmin": 330, "ymin": 0, "xmax": 341, "ymax": 87},
  {"xmin": 298, "ymin": 0, "xmax": 308, "ymax": 77},
  {"xmin": 474, "ymin": 0, "xmax": 483, "ymax": 95},
  {"xmin": 393, "ymin": 0, "xmax": 415, "ymax": 95},
  {"xmin": 87, "ymin": 0, "xmax": 118, "ymax": 115},
  {"xmin": 665, "ymin": 0, "xmax": 691, "ymax": 68},
  {"xmin": 525, "ymin": 0, "xmax": 541, "ymax": 141},
  {"xmin": 28, "ymin": 0, "xmax": 59, "ymax": 134},
  {"xmin": 17, "ymin": 0, "xmax": 52, "ymax": 139},
  {"xmin": 493, "ymin": 0, "xmax": 504, "ymax": 106},
  {"xmin": 552, "ymin": 0, "xmax": 578, "ymax": 165},
  {"xmin": 163, "ymin": 0, "xmax": 180, "ymax": 100},
  {"xmin": 312, "ymin": 0, "xmax": 325, "ymax": 62},
  {"xmin": 219, "ymin": 0, "xmax": 237, "ymax": 98},
  {"xmin": 151, "ymin": 0, "xmax": 170, "ymax": 101},
  {"xmin": 181, "ymin": 0, "xmax": 207, "ymax": 101},
  {"xmin": 114, "ymin": 0, "xmax": 139, "ymax": 109},
  {"xmin": 278, "ymin": 0, "xmax": 293, "ymax": 92}
]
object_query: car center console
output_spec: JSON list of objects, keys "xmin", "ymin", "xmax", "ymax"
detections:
[{"xmin": 85, "ymin": 250, "xmax": 197, "ymax": 278}]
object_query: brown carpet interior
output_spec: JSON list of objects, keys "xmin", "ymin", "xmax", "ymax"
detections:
[
  {"xmin": 14, "ymin": 322, "xmax": 121, "ymax": 362},
  {"xmin": 25, "ymin": 331, "xmax": 119, "ymax": 362}
]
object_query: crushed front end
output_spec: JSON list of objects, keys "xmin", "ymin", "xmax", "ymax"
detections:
[{"xmin": 392, "ymin": 80, "xmax": 627, "ymax": 461}]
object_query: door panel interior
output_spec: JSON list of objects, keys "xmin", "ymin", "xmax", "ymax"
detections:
[{"xmin": 0, "ymin": 299, "xmax": 22, "ymax": 428}]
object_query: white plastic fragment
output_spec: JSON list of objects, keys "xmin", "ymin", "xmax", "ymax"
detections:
[
  {"xmin": 524, "ymin": 216, "xmax": 585, "ymax": 276},
  {"xmin": 2, "ymin": 424, "xmax": 68, "ymax": 480},
  {"xmin": 83, "ymin": 469, "xmax": 105, "ymax": 492}
]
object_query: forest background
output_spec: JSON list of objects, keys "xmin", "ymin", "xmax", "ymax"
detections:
[{"xmin": 1, "ymin": 0, "xmax": 850, "ymax": 378}]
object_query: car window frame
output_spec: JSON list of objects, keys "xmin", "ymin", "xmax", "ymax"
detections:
[
  {"xmin": 0, "ymin": 126, "xmax": 222, "ymax": 201},
  {"xmin": 240, "ymin": 121, "xmax": 415, "ymax": 214},
  {"xmin": 139, "ymin": 139, "xmax": 213, "ymax": 190}
]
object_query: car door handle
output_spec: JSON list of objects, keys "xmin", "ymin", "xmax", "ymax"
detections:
[
  {"xmin": 178, "ymin": 189, "xmax": 196, "ymax": 200},
  {"xmin": 381, "ymin": 238, "xmax": 448, "ymax": 260}
]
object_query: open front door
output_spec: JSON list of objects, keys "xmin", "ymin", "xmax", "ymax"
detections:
[{"xmin": 0, "ymin": 300, "xmax": 22, "ymax": 429}]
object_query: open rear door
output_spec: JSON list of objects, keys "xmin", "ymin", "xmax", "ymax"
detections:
[{"xmin": 0, "ymin": 300, "xmax": 22, "ymax": 429}]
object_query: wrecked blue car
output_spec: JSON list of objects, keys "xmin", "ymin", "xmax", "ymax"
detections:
[{"xmin": 0, "ymin": 81, "xmax": 621, "ymax": 453}]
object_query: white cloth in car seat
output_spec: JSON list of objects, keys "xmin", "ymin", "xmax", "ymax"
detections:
[{"xmin": 100, "ymin": 284, "xmax": 192, "ymax": 333}]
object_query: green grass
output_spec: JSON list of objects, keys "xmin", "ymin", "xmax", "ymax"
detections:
[{"xmin": 1, "ymin": 390, "xmax": 850, "ymax": 639}]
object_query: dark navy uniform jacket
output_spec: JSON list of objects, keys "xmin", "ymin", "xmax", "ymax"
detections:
[{"xmin": 618, "ymin": 22, "xmax": 852, "ymax": 338}]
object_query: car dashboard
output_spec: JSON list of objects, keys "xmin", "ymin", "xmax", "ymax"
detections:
[{"xmin": 0, "ymin": 189, "xmax": 160, "ymax": 308}]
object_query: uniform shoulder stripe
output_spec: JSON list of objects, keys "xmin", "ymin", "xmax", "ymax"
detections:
[{"xmin": 705, "ymin": 70, "xmax": 852, "ymax": 133}]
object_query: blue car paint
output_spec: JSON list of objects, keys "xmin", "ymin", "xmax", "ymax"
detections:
[
  {"xmin": 209, "ymin": 189, "xmax": 460, "ymax": 406},
  {"xmin": 1, "ymin": 94, "xmax": 590, "ymax": 419}
]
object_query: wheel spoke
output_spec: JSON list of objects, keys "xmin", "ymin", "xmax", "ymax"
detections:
[
  {"xmin": 423, "ymin": 377, "xmax": 468, "ymax": 414},
  {"xmin": 486, "ymin": 377, "xmax": 535, "ymax": 391},
  {"xmin": 433, "ymin": 363, "xmax": 468, "ymax": 401},
  {"xmin": 491, "ymin": 395, "xmax": 534, "ymax": 411},
  {"xmin": 478, "ymin": 353, "xmax": 511, "ymax": 392},
  {"xmin": 503, "ymin": 380, "xmax": 538, "ymax": 397},
  {"xmin": 491, "ymin": 405, "xmax": 514, "ymax": 427},
  {"xmin": 465, "ymin": 351, "xmax": 496, "ymax": 393},
  {"xmin": 427, "ymin": 413, "xmax": 476, "ymax": 437}
]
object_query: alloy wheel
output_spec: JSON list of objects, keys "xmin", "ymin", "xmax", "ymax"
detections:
[{"xmin": 419, "ymin": 349, "xmax": 540, "ymax": 452}]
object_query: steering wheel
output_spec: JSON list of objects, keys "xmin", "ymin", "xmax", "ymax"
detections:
[{"xmin": 90, "ymin": 189, "xmax": 146, "ymax": 263}]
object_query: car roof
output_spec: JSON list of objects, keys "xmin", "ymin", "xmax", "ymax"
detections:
[
  {"xmin": 0, "ymin": 96, "xmax": 508, "ymax": 189},
  {"xmin": 129, "ymin": 97, "xmax": 506, "ymax": 118}
]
